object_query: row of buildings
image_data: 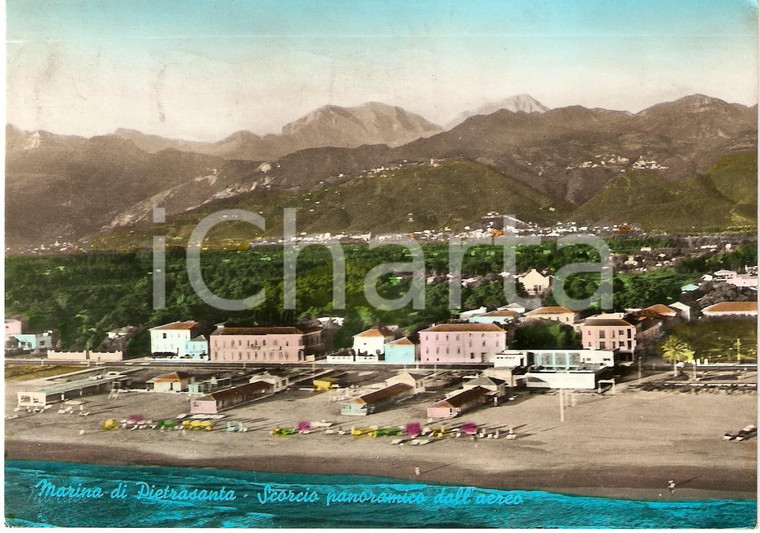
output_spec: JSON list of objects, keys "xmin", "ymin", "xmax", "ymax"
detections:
[
  {"xmin": 145, "ymin": 299, "xmax": 757, "ymax": 365},
  {"xmin": 149, "ymin": 322, "xmax": 323, "ymax": 362}
]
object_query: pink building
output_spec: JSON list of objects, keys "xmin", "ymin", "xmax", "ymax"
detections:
[
  {"xmin": 580, "ymin": 318, "xmax": 636, "ymax": 358},
  {"xmin": 210, "ymin": 326, "xmax": 318, "ymax": 363},
  {"xmin": 5, "ymin": 319, "xmax": 23, "ymax": 337},
  {"xmin": 419, "ymin": 323, "xmax": 507, "ymax": 364},
  {"xmin": 726, "ymin": 274, "xmax": 758, "ymax": 289}
]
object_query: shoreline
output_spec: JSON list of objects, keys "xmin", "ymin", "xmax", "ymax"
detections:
[{"xmin": 6, "ymin": 440, "xmax": 756, "ymax": 502}]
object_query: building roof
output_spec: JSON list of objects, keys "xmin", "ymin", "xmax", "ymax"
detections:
[
  {"xmin": 466, "ymin": 376, "xmax": 506, "ymax": 387},
  {"xmin": 150, "ymin": 371, "xmax": 193, "ymax": 383},
  {"xmin": 421, "ymin": 323, "xmax": 505, "ymax": 333},
  {"xmin": 199, "ymin": 381, "xmax": 273, "ymax": 401},
  {"xmin": 433, "ymin": 386, "xmax": 490, "ymax": 408},
  {"xmin": 702, "ymin": 301, "xmax": 758, "ymax": 314},
  {"xmin": 354, "ymin": 327, "xmax": 393, "ymax": 338},
  {"xmin": 387, "ymin": 337, "xmax": 415, "ymax": 346},
  {"xmin": 481, "ymin": 310, "xmax": 519, "ymax": 318},
  {"xmin": 352, "ymin": 383, "xmax": 413, "ymax": 404},
  {"xmin": 151, "ymin": 321, "xmax": 199, "ymax": 331},
  {"xmin": 389, "ymin": 371, "xmax": 431, "ymax": 382},
  {"xmin": 212, "ymin": 326, "xmax": 303, "ymax": 336},
  {"xmin": 643, "ymin": 304, "xmax": 677, "ymax": 316},
  {"xmin": 518, "ymin": 268, "xmax": 550, "ymax": 280},
  {"xmin": 525, "ymin": 306, "xmax": 574, "ymax": 315},
  {"xmin": 583, "ymin": 319, "xmax": 634, "ymax": 327}
]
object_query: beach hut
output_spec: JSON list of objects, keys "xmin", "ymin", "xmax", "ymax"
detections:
[
  {"xmin": 426, "ymin": 387, "xmax": 490, "ymax": 419},
  {"xmin": 148, "ymin": 371, "xmax": 193, "ymax": 393},
  {"xmin": 190, "ymin": 381, "xmax": 273, "ymax": 414},
  {"xmin": 385, "ymin": 371, "xmax": 430, "ymax": 394},
  {"xmin": 340, "ymin": 383, "xmax": 414, "ymax": 416}
]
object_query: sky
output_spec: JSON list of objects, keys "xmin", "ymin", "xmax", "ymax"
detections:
[{"xmin": 6, "ymin": 0, "xmax": 759, "ymax": 141}]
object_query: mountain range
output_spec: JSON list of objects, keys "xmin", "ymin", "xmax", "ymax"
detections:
[
  {"xmin": 112, "ymin": 102, "xmax": 441, "ymax": 161},
  {"xmin": 5, "ymin": 94, "xmax": 757, "ymax": 252}
]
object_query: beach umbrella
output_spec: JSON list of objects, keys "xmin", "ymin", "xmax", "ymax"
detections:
[
  {"xmin": 297, "ymin": 421, "xmax": 311, "ymax": 432},
  {"xmin": 102, "ymin": 419, "xmax": 119, "ymax": 430},
  {"xmin": 405, "ymin": 422, "xmax": 421, "ymax": 437},
  {"xmin": 462, "ymin": 422, "xmax": 478, "ymax": 435},
  {"xmin": 127, "ymin": 414, "xmax": 145, "ymax": 425}
]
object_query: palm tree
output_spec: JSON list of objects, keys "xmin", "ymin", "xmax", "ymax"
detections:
[{"xmin": 659, "ymin": 335, "xmax": 695, "ymax": 377}]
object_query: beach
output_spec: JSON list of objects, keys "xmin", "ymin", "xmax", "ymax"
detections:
[{"xmin": 5, "ymin": 374, "xmax": 756, "ymax": 501}]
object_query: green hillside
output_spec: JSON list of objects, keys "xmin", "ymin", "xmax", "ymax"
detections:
[
  {"xmin": 91, "ymin": 159, "xmax": 570, "ymax": 251},
  {"xmin": 572, "ymin": 151, "xmax": 757, "ymax": 232}
]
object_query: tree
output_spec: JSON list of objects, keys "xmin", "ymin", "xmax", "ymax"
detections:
[{"xmin": 658, "ymin": 335, "xmax": 695, "ymax": 377}]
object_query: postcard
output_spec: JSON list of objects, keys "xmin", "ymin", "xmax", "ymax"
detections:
[{"xmin": 4, "ymin": 0, "xmax": 758, "ymax": 528}]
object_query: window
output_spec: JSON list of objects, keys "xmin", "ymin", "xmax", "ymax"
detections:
[
  {"xmin": 599, "ymin": 331, "xmax": 605, "ymax": 339},
  {"xmin": 163, "ymin": 333, "xmax": 167, "ymax": 339},
  {"xmin": 600, "ymin": 342, "xmax": 606, "ymax": 349},
  {"xmin": 471, "ymin": 353, "xmax": 475, "ymax": 360}
]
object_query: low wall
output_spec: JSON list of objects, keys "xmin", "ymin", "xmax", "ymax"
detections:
[
  {"xmin": 47, "ymin": 350, "xmax": 123, "ymax": 361},
  {"xmin": 47, "ymin": 351, "xmax": 88, "ymax": 361},
  {"xmin": 90, "ymin": 351, "xmax": 123, "ymax": 361}
]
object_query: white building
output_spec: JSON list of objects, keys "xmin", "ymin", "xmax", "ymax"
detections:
[
  {"xmin": 494, "ymin": 349, "xmax": 614, "ymax": 369},
  {"xmin": 714, "ymin": 270, "xmax": 738, "ymax": 281},
  {"xmin": 517, "ymin": 269, "xmax": 552, "ymax": 296},
  {"xmin": 352, "ymin": 328, "xmax": 394, "ymax": 356},
  {"xmin": 494, "ymin": 349, "xmax": 614, "ymax": 390},
  {"xmin": 150, "ymin": 321, "xmax": 204, "ymax": 356}
]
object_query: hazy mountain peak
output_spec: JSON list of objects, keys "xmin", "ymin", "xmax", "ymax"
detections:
[
  {"xmin": 448, "ymin": 94, "xmax": 549, "ymax": 127},
  {"xmin": 280, "ymin": 102, "xmax": 442, "ymax": 147}
]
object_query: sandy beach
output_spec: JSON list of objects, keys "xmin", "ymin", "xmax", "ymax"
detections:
[{"xmin": 5, "ymin": 371, "xmax": 757, "ymax": 501}]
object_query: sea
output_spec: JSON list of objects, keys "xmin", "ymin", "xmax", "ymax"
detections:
[{"xmin": 4, "ymin": 460, "xmax": 757, "ymax": 528}]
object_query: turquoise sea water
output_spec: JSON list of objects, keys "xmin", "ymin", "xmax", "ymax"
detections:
[{"xmin": 4, "ymin": 460, "xmax": 757, "ymax": 528}]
